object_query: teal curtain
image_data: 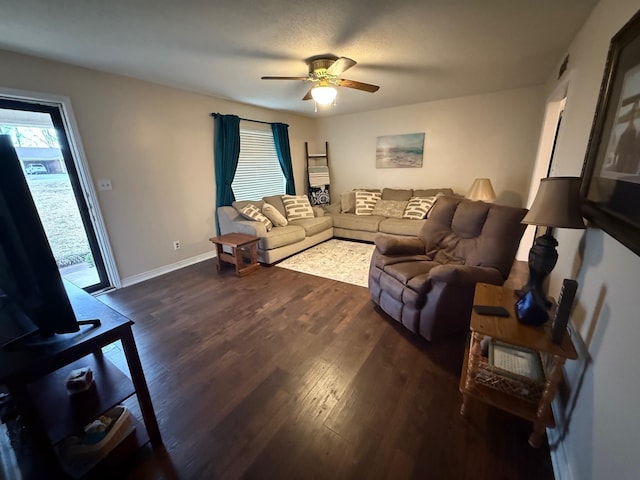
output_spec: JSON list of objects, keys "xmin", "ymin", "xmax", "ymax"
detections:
[
  {"xmin": 213, "ymin": 114, "xmax": 240, "ymax": 234},
  {"xmin": 213, "ymin": 113, "xmax": 241, "ymax": 207},
  {"xmin": 271, "ymin": 123, "xmax": 295, "ymax": 195}
]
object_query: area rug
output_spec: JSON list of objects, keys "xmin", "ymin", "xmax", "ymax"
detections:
[{"xmin": 276, "ymin": 239, "xmax": 375, "ymax": 287}]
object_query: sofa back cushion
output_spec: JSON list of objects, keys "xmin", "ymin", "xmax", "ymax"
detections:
[
  {"xmin": 262, "ymin": 195, "xmax": 287, "ymax": 218},
  {"xmin": 382, "ymin": 188, "xmax": 413, "ymax": 201},
  {"xmin": 282, "ymin": 195, "xmax": 314, "ymax": 220},
  {"xmin": 420, "ymin": 196, "xmax": 527, "ymax": 279},
  {"xmin": 414, "ymin": 188, "xmax": 454, "ymax": 198},
  {"xmin": 341, "ymin": 191, "xmax": 356, "ymax": 213},
  {"xmin": 233, "ymin": 199, "xmax": 264, "ymax": 211},
  {"xmin": 355, "ymin": 190, "xmax": 382, "ymax": 215}
]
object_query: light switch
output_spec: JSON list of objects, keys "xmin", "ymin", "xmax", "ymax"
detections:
[{"xmin": 97, "ymin": 179, "xmax": 112, "ymax": 191}]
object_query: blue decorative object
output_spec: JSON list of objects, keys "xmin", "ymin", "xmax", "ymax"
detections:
[{"xmin": 515, "ymin": 290, "xmax": 549, "ymax": 325}]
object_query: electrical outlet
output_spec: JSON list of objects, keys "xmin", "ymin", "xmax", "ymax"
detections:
[
  {"xmin": 173, "ymin": 240, "xmax": 181, "ymax": 250},
  {"xmin": 97, "ymin": 178, "xmax": 112, "ymax": 191}
]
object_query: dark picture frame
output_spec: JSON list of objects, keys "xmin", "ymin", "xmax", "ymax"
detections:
[{"xmin": 581, "ymin": 10, "xmax": 640, "ymax": 256}]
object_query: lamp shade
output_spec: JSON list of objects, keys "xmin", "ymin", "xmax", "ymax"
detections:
[
  {"xmin": 522, "ymin": 176, "xmax": 585, "ymax": 228},
  {"xmin": 467, "ymin": 178, "xmax": 496, "ymax": 202},
  {"xmin": 311, "ymin": 82, "xmax": 337, "ymax": 105}
]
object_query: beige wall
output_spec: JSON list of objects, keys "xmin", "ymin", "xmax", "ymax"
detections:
[
  {"xmin": 314, "ymin": 86, "xmax": 545, "ymax": 208},
  {"xmin": 539, "ymin": 1, "xmax": 640, "ymax": 479},
  {"xmin": 0, "ymin": 49, "xmax": 316, "ymax": 284}
]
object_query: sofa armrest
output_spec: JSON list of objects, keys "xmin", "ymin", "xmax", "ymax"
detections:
[
  {"xmin": 233, "ymin": 220, "xmax": 268, "ymax": 237},
  {"xmin": 217, "ymin": 206, "xmax": 268, "ymax": 237},
  {"xmin": 374, "ymin": 234, "xmax": 425, "ymax": 256},
  {"xmin": 429, "ymin": 265, "xmax": 503, "ymax": 287}
]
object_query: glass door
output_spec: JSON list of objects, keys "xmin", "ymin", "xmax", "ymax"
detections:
[{"xmin": 0, "ymin": 99, "xmax": 110, "ymax": 292}]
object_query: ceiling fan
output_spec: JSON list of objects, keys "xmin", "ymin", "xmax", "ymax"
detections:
[{"xmin": 261, "ymin": 56, "xmax": 380, "ymax": 107}]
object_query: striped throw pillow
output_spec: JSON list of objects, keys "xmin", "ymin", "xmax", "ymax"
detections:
[
  {"xmin": 402, "ymin": 195, "xmax": 441, "ymax": 220},
  {"xmin": 238, "ymin": 204, "xmax": 273, "ymax": 231},
  {"xmin": 355, "ymin": 190, "xmax": 382, "ymax": 215},
  {"xmin": 282, "ymin": 195, "xmax": 314, "ymax": 220}
]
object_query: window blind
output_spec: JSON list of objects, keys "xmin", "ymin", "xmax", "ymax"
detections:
[{"xmin": 232, "ymin": 124, "xmax": 285, "ymax": 201}]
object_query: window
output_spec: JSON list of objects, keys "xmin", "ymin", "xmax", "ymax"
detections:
[{"xmin": 231, "ymin": 123, "xmax": 285, "ymax": 201}]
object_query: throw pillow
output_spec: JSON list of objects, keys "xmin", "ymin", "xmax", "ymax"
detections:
[
  {"xmin": 238, "ymin": 204, "xmax": 273, "ymax": 231},
  {"xmin": 371, "ymin": 199, "xmax": 409, "ymax": 218},
  {"xmin": 355, "ymin": 190, "xmax": 382, "ymax": 216},
  {"xmin": 402, "ymin": 195, "xmax": 441, "ymax": 220},
  {"xmin": 282, "ymin": 195, "xmax": 314, "ymax": 220},
  {"xmin": 262, "ymin": 202, "xmax": 288, "ymax": 227}
]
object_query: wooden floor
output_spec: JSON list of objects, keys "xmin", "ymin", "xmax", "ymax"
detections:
[{"xmin": 98, "ymin": 259, "xmax": 554, "ymax": 480}]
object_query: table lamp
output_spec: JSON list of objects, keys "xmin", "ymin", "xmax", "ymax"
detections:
[
  {"xmin": 517, "ymin": 177, "xmax": 585, "ymax": 324},
  {"xmin": 466, "ymin": 178, "xmax": 496, "ymax": 202}
]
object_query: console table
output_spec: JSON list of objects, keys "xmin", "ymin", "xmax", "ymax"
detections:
[
  {"xmin": 459, "ymin": 283, "xmax": 578, "ymax": 447},
  {"xmin": 0, "ymin": 282, "xmax": 161, "ymax": 478}
]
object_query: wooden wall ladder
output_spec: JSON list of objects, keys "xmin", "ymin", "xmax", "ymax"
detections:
[{"xmin": 305, "ymin": 141, "xmax": 330, "ymax": 206}]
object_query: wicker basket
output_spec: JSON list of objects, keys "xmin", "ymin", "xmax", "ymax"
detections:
[{"xmin": 473, "ymin": 356, "xmax": 545, "ymax": 403}]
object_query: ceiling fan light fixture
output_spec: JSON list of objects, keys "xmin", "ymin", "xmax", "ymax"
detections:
[{"xmin": 311, "ymin": 83, "xmax": 337, "ymax": 106}]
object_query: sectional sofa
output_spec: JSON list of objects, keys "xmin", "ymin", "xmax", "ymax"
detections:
[
  {"xmin": 325, "ymin": 187, "xmax": 454, "ymax": 242},
  {"xmin": 216, "ymin": 188, "xmax": 456, "ymax": 264}
]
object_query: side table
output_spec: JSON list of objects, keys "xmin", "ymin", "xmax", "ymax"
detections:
[
  {"xmin": 209, "ymin": 233, "xmax": 260, "ymax": 277},
  {"xmin": 459, "ymin": 283, "xmax": 578, "ymax": 447}
]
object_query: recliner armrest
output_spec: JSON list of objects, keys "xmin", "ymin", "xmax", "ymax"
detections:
[
  {"xmin": 429, "ymin": 265, "xmax": 503, "ymax": 287},
  {"xmin": 374, "ymin": 234, "xmax": 425, "ymax": 255}
]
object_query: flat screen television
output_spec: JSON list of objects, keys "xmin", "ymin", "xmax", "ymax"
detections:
[{"xmin": 0, "ymin": 134, "xmax": 98, "ymax": 348}]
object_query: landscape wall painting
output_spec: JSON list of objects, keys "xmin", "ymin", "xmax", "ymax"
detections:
[{"xmin": 376, "ymin": 133, "xmax": 424, "ymax": 168}]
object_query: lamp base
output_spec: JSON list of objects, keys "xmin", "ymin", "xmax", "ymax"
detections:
[{"xmin": 517, "ymin": 227, "xmax": 558, "ymax": 323}]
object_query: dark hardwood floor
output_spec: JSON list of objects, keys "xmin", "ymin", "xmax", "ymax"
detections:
[{"xmin": 99, "ymin": 258, "xmax": 553, "ymax": 480}]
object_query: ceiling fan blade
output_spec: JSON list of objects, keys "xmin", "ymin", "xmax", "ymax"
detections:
[
  {"xmin": 337, "ymin": 78, "xmax": 380, "ymax": 93},
  {"xmin": 326, "ymin": 57, "xmax": 357, "ymax": 76},
  {"xmin": 261, "ymin": 76, "xmax": 309, "ymax": 81},
  {"xmin": 302, "ymin": 88, "xmax": 313, "ymax": 101}
]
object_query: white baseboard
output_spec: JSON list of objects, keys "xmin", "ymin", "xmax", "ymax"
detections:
[
  {"xmin": 120, "ymin": 251, "xmax": 216, "ymax": 288},
  {"xmin": 548, "ymin": 414, "xmax": 573, "ymax": 480}
]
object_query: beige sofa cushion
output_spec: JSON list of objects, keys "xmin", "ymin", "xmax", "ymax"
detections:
[
  {"xmin": 233, "ymin": 199, "xmax": 263, "ymax": 210},
  {"xmin": 382, "ymin": 188, "xmax": 413, "ymax": 201},
  {"xmin": 289, "ymin": 216, "xmax": 333, "ymax": 236},
  {"xmin": 413, "ymin": 188, "xmax": 454, "ymax": 197},
  {"xmin": 331, "ymin": 213, "xmax": 384, "ymax": 232},
  {"xmin": 263, "ymin": 195, "xmax": 287, "ymax": 218},
  {"xmin": 258, "ymin": 225, "xmax": 306, "ymax": 250},
  {"xmin": 341, "ymin": 191, "xmax": 356, "ymax": 213}
]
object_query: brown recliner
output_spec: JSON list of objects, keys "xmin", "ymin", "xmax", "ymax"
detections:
[{"xmin": 369, "ymin": 196, "xmax": 527, "ymax": 341}]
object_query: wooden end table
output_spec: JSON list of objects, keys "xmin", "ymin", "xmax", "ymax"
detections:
[
  {"xmin": 459, "ymin": 283, "xmax": 578, "ymax": 447},
  {"xmin": 209, "ymin": 233, "xmax": 260, "ymax": 277}
]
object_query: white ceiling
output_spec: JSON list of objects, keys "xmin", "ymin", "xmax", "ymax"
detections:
[{"xmin": 0, "ymin": 0, "xmax": 597, "ymax": 118}]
